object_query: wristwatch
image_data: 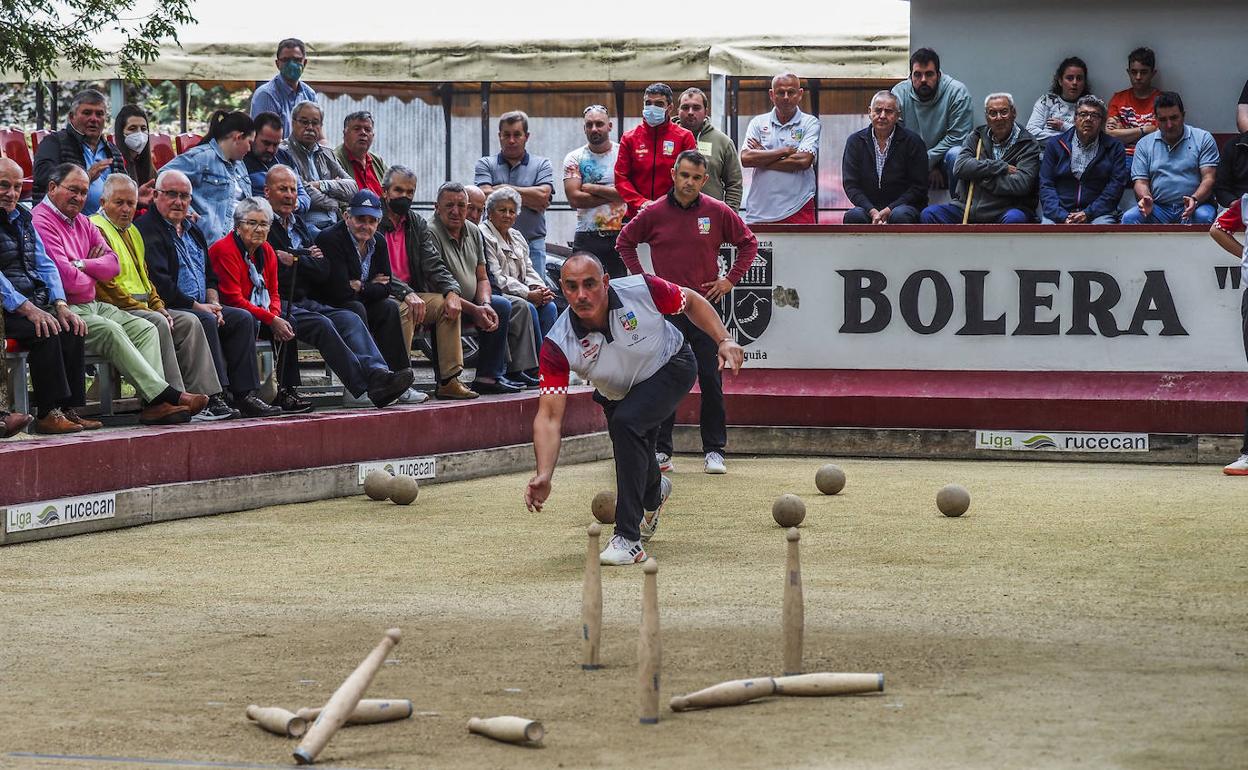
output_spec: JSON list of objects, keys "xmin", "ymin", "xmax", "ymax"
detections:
[
  {"xmin": 53, "ymin": 299, "xmax": 68, "ymax": 309},
  {"xmin": 72, "ymin": 259, "xmax": 85, "ymax": 270}
]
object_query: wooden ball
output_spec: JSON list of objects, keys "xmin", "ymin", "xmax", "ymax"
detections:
[
  {"xmin": 772, "ymin": 494, "xmax": 806, "ymax": 527},
  {"xmin": 389, "ymin": 475, "xmax": 420, "ymax": 505},
  {"xmin": 363, "ymin": 469, "xmax": 393, "ymax": 501},
  {"xmin": 815, "ymin": 464, "xmax": 845, "ymax": 495},
  {"xmin": 936, "ymin": 484, "xmax": 970, "ymax": 517},
  {"xmin": 591, "ymin": 490, "xmax": 616, "ymax": 524}
]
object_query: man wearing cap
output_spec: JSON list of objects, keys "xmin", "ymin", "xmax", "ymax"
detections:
[{"xmin": 312, "ymin": 189, "xmax": 425, "ymax": 404}]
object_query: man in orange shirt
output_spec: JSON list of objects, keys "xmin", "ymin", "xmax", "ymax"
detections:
[{"xmin": 1106, "ymin": 47, "xmax": 1161, "ymax": 167}]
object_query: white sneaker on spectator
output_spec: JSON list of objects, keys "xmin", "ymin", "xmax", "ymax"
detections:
[
  {"xmin": 398, "ymin": 387, "xmax": 428, "ymax": 405},
  {"xmin": 342, "ymin": 390, "xmax": 373, "ymax": 408},
  {"xmin": 639, "ymin": 475, "xmax": 672, "ymax": 542},
  {"xmin": 1223, "ymin": 454, "xmax": 1248, "ymax": 476},
  {"xmin": 656, "ymin": 452, "xmax": 674, "ymax": 473},
  {"xmin": 704, "ymin": 451, "xmax": 727, "ymax": 474},
  {"xmin": 600, "ymin": 534, "xmax": 648, "ymax": 566}
]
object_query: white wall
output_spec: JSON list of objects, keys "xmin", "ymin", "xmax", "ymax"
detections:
[{"xmin": 910, "ymin": 0, "xmax": 1246, "ymax": 134}]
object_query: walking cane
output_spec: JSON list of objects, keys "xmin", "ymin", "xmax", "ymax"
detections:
[{"xmin": 961, "ymin": 136, "xmax": 984, "ymax": 225}]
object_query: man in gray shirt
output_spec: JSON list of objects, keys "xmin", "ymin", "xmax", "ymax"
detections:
[{"xmin": 475, "ymin": 111, "xmax": 554, "ymax": 276}]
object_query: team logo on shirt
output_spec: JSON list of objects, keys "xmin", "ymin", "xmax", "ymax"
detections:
[
  {"xmin": 662, "ymin": 140, "xmax": 675, "ymax": 155},
  {"xmin": 697, "ymin": 217, "xmax": 711, "ymax": 235},
  {"xmin": 715, "ymin": 245, "xmax": 773, "ymax": 347},
  {"xmin": 792, "ymin": 128, "xmax": 805, "ymax": 142},
  {"xmin": 620, "ymin": 310, "xmax": 638, "ymax": 332}
]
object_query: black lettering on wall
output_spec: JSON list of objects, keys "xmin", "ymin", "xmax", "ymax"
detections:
[
  {"xmin": 1068, "ymin": 271, "xmax": 1122, "ymax": 337},
  {"xmin": 1013, "ymin": 270, "xmax": 1061, "ymax": 336},
  {"xmin": 1126, "ymin": 270, "xmax": 1187, "ymax": 336},
  {"xmin": 899, "ymin": 270, "xmax": 954, "ymax": 334},
  {"xmin": 956, "ymin": 270, "xmax": 1007, "ymax": 335},
  {"xmin": 838, "ymin": 270, "xmax": 890, "ymax": 333}
]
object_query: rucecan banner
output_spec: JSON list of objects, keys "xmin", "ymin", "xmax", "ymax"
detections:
[{"xmin": 710, "ymin": 231, "xmax": 1245, "ymax": 371}]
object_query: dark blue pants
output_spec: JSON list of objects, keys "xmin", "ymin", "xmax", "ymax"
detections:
[
  {"xmin": 190, "ymin": 305, "xmax": 259, "ymax": 397},
  {"xmin": 843, "ymin": 204, "xmax": 920, "ymax": 224},
  {"xmin": 657, "ymin": 316, "xmax": 726, "ymax": 456},
  {"xmin": 594, "ymin": 345, "xmax": 697, "ymax": 542},
  {"xmin": 471, "ymin": 295, "xmax": 513, "ymax": 379},
  {"xmin": 920, "ymin": 203, "xmax": 1031, "ymax": 224},
  {"xmin": 4, "ymin": 312, "xmax": 84, "ymax": 413},
  {"xmin": 269, "ymin": 300, "xmax": 388, "ymax": 397}
]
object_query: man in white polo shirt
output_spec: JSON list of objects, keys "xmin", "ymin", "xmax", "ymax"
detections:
[
  {"xmin": 524, "ymin": 253, "xmax": 744, "ymax": 565},
  {"xmin": 741, "ymin": 73, "xmax": 822, "ymax": 224}
]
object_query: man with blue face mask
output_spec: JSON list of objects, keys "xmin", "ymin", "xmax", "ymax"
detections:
[
  {"xmin": 250, "ymin": 38, "xmax": 317, "ymax": 137},
  {"xmin": 615, "ymin": 83, "xmax": 697, "ymax": 221}
]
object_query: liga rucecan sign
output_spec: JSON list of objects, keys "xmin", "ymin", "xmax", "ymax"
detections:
[{"xmin": 717, "ymin": 231, "xmax": 1245, "ymax": 371}]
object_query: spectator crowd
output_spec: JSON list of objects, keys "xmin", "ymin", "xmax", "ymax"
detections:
[{"xmin": 3, "ymin": 37, "xmax": 1247, "ymax": 440}]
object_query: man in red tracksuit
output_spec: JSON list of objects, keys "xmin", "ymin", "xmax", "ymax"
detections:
[
  {"xmin": 614, "ymin": 83, "xmax": 697, "ymax": 220},
  {"xmin": 617, "ymin": 149, "xmax": 758, "ymax": 476}
]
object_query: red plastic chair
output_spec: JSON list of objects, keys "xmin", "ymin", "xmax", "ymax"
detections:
[
  {"xmin": 0, "ymin": 129, "xmax": 34, "ymax": 197},
  {"xmin": 150, "ymin": 134, "xmax": 174, "ymax": 168},
  {"xmin": 29, "ymin": 129, "xmax": 49, "ymax": 154},
  {"xmin": 175, "ymin": 133, "xmax": 202, "ymax": 154}
]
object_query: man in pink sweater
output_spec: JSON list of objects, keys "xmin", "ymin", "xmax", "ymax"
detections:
[
  {"xmin": 33, "ymin": 163, "xmax": 207, "ymax": 424},
  {"xmin": 617, "ymin": 149, "xmax": 758, "ymax": 475}
]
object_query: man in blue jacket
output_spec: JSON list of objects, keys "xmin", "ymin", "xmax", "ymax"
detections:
[{"xmin": 1039, "ymin": 95, "xmax": 1128, "ymax": 224}]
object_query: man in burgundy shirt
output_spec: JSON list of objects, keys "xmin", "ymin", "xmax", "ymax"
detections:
[
  {"xmin": 617, "ymin": 150, "xmax": 758, "ymax": 475},
  {"xmin": 335, "ymin": 111, "xmax": 386, "ymax": 198}
]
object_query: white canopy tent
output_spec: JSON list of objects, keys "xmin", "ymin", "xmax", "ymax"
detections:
[{"xmin": 8, "ymin": 0, "xmax": 910, "ymax": 83}]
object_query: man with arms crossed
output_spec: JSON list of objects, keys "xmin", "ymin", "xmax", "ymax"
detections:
[{"xmin": 524, "ymin": 253, "xmax": 744, "ymax": 565}]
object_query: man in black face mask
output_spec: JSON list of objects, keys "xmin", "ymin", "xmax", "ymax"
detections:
[{"xmin": 376, "ymin": 165, "xmax": 478, "ymax": 399}]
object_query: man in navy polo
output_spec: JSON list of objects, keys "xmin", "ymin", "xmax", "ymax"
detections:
[
  {"xmin": 524, "ymin": 253, "xmax": 744, "ymax": 566},
  {"xmin": 475, "ymin": 111, "xmax": 555, "ymax": 276}
]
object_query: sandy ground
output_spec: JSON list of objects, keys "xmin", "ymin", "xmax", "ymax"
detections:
[{"xmin": 1, "ymin": 456, "xmax": 1245, "ymax": 770}]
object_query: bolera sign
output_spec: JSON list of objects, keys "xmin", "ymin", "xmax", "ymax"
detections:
[{"xmin": 726, "ymin": 231, "xmax": 1246, "ymax": 371}]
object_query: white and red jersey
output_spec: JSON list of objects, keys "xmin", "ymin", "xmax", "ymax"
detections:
[
  {"xmin": 1215, "ymin": 195, "xmax": 1248, "ymax": 284},
  {"xmin": 539, "ymin": 274, "xmax": 687, "ymax": 401}
]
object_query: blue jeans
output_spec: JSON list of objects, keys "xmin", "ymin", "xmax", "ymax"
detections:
[
  {"xmin": 1040, "ymin": 213, "xmax": 1119, "ymax": 224},
  {"xmin": 472, "ymin": 295, "xmax": 513, "ymax": 379},
  {"xmin": 920, "ymin": 203, "xmax": 1031, "ymax": 224},
  {"xmin": 278, "ymin": 300, "xmax": 389, "ymax": 396},
  {"xmin": 527, "ymin": 237, "xmax": 547, "ymax": 277},
  {"xmin": 530, "ymin": 300, "xmax": 557, "ymax": 337},
  {"xmin": 1120, "ymin": 201, "xmax": 1215, "ymax": 224},
  {"xmin": 843, "ymin": 204, "xmax": 920, "ymax": 224}
]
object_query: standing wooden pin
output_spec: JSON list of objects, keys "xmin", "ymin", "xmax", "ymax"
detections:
[
  {"xmin": 638, "ymin": 558, "xmax": 660, "ymax": 724},
  {"xmin": 582, "ymin": 523, "xmax": 603, "ymax": 670},
  {"xmin": 783, "ymin": 527, "xmax": 804, "ymax": 676},
  {"xmin": 293, "ymin": 628, "xmax": 401, "ymax": 765}
]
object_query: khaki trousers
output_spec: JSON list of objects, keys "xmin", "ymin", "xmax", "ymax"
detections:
[
  {"xmin": 398, "ymin": 293, "xmax": 463, "ymax": 381},
  {"xmin": 129, "ymin": 309, "xmax": 222, "ymax": 395}
]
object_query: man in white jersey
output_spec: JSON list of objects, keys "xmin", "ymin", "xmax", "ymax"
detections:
[{"xmin": 524, "ymin": 253, "xmax": 744, "ymax": 565}]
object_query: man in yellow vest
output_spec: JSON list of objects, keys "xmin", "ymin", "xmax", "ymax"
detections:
[{"xmin": 90, "ymin": 175, "xmax": 237, "ymax": 420}]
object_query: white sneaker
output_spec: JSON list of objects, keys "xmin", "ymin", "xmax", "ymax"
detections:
[
  {"xmin": 704, "ymin": 451, "xmax": 726, "ymax": 474},
  {"xmin": 656, "ymin": 452, "xmax": 674, "ymax": 473},
  {"xmin": 342, "ymin": 390, "xmax": 373, "ymax": 408},
  {"xmin": 639, "ymin": 475, "xmax": 672, "ymax": 542},
  {"xmin": 1224, "ymin": 454, "xmax": 1248, "ymax": 476},
  {"xmin": 600, "ymin": 534, "xmax": 647, "ymax": 566},
  {"xmin": 397, "ymin": 387, "xmax": 429, "ymax": 404}
]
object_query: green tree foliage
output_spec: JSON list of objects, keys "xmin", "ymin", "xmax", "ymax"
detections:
[{"xmin": 0, "ymin": 0, "xmax": 195, "ymax": 83}]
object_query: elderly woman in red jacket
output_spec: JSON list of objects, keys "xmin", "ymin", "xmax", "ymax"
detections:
[{"xmin": 208, "ymin": 196, "xmax": 413, "ymax": 410}]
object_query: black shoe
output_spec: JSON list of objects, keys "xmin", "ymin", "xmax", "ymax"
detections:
[
  {"xmin": 470, "ymin": 378, "xmax": 523, "ymax": 395},
  {"xmin": 368, "ymin": 368, "xmax": 416, "ymax": 408},
  {"xmin": 192, "ymin": 393, "xmax": 238, "ymax": 422},
  {"xmin": 507, "ymin": 371, "xmax": 540, "ymax": 388},
  {"xmin": 274, "ymin": 387, "xmax": 315, "ymax": 414},
  {"xmin": 236, "ymin": 392, "xmax": 283, "ymax": 418}
]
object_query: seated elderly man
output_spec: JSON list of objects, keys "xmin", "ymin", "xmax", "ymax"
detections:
[
  {"xmin": 481, "ymin": 186, "xmax": 557, "ymax": 354},
  {"xmin": 430, "ymin": 182, "xmax": 540, "ymax": 394},
  {"xmin": 921, "ymin": 93, "xmax": 1043, "ymax": 224},
  {"xmin": 841, "ymin": 90, "xmax": 928, "ymax": 224},
  {"xmin": 0, "ymin": 158, "xmax": 92, "ymax": 434},
  {"xmin": 1038, "ymin": 95, "xmax": 1128, "ymax": 225},
  {"xmin": 336, "ymin": 111, "xmax": 387, "ymax": 198},
  {"xmin": 310, "ymin": 188, "xmax": 426, "ymax": 404},
  {"xmin": 136, "ymin": 169, "xmax": 281, "ymax": 418},
  {"xmin": 91, "ymin": 175, "xmax": 237, "ymax": 420},
  {"xmin": 211, "ymin": 196, "xmax": 414, "ymax": 409},
  {"xmin": 283, "ymin": 101, "xmax": 358, "ymax": 232},
  {"xmin": 1122, "ymin": 92, "xmax": 1219, "ymax": 225},
  {"xmin": 33, "ymin": 162, "xmax": 208, "ymax": 424},
  {"xmin": 377, "ymin": 166, "xmax": 478, "ymax": 400}
]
